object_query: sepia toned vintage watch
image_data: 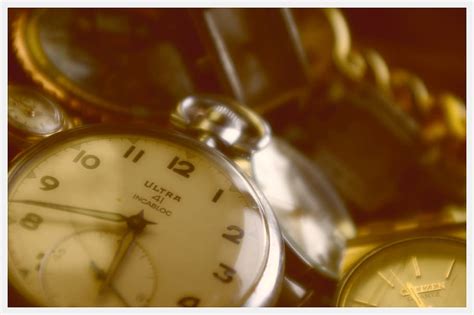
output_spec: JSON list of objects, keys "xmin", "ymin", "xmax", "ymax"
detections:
[
  {"xmin": 8, "ymin": 85, "xmax": 79, "ymax": 157},
  {"xmin": 12, "ymin": 8, "xmax": 314, "ymax": 122},
  {"xmin": 8, "ymin": 95, "xmax": 285, "ymax": 307},
  {"xmin": 337, "ymin": 236, "xmax": 465, "ymax": 307},
  {"xmin": 8, "ymin": 93, "xmax": 358, "ymax": 307},
  {"xmin": 12, "ymin": 8, "xmax": 203, "ymax": 122},
  {"xmin": 336, "ymin": 205, "xmax": 466, "ymax": 307}
]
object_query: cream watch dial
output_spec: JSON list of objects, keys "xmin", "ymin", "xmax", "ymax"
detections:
[
  {"xmin": 8, "ymin": 127, "xmax": 270, "ymax": 306},
  {"xmin": 337, "ymin": 237, "xmax": 465, "ymax": 307}
]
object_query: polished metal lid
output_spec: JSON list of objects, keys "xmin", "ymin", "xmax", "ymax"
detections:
[{"xmin": 252, "ymin": 137, "xmax": 356, "ymax": 278}]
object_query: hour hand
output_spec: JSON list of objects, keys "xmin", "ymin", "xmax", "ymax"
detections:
[{"xmin": 10, "ymin": 199, "xmax": 127, "ymax": 222}]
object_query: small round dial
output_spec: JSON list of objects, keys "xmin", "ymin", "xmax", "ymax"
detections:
[
  {"xmin": 8, "ymin": 125, "xmax": 280, "ymax": 306},
  {"xmin": 336, "ymin": 237, "xmax": 466, "ymax": 307},
  {"xmin": 40, "ymin": 230, "xmax": 156, "ymax": 306},
  {"xmin": 8, "ymin": 85, "xmax": 66, "ymax": 136}
]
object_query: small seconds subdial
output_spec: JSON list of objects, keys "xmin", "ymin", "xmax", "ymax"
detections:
[{"xmin": 40, "ymin": 230, "xmax": 156, "ymax": 307}]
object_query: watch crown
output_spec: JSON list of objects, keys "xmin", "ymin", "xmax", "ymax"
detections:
[{"xmin": 171, "ymin": 94, "xmax": 271, "ymax": 155}]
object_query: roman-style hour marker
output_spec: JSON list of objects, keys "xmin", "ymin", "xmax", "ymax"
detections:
[
  {"xmin": 445, "ymin": 259, "xmax": 455, "ymax": 279},
  {"xmin": 353, "ymin": 298, "xmax": 377, "ymax": 307},
  {"xmin": 411, "ymin": 256, "xmax": 421, "ymax": 278},
  {"xmin": 378, "ymin": 271, "xmax": 395, "ymax": 288},
  {"xmin": 212, "ymin": 189, "xmax": 224, "ymax": 203}
]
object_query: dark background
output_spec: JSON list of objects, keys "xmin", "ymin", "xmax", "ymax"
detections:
[{"xmin": 344, "ymin": 8, "xmax": 466, "ymax": 99}]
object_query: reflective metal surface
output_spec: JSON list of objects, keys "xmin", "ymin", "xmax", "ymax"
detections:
[{"xmin": 252, "ymin": 137, "xmax": 356, "ymax": 278}]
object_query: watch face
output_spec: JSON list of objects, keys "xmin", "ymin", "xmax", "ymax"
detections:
[
  {"xmin": 8, "ymin": 126, "xmax": 278, "ymax": 306},
  {"xmin": 14, "ymin": 9, "xmax": 196, "ymax": 120},
  {"xmin": 8, "ymin": 86, "xmax": 64, "ymax": 136},
  {"xmin": 336, "ymin": 237, "xmax": 466, "ymax": 307}
]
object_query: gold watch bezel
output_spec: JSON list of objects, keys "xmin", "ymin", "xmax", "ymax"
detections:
[
  {"xmin": 335, "ymin": 235, "xmax": 466, "ymax": 307},
  {"xmin": 12, "ymin": 9, "xmax": 169, "ymax": 122}
]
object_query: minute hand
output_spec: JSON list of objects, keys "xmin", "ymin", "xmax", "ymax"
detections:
[{"xmin": 10, "ymin": 200, "xmax": 127, "ymax": 222}]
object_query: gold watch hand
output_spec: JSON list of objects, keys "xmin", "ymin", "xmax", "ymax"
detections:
[
  {"xmin": 389, "ymin": 269, "xmax": 425, "ymax": 307},
  {"xmin": 406, "ymin": 282, "xmax": 427, "ymax": 308},
  {"xmin": 99, "ymin": 210, "xmax": 153, "ymax": 294},
  {"xmin": 100, "ymin": 229, "xmax": 136, "ymax": 293}
]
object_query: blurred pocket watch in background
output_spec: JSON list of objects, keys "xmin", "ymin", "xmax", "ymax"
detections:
[
  {"xmin": 12, "ymin": 9, "xmax": 207, "ymax": 122},
  {"xmin": 11, "ymin": 8, "xmax": 311, "ymax": 122},
  {"xmin": 8, "ymin": 85, "xmax": 80, "ymax": 159}
]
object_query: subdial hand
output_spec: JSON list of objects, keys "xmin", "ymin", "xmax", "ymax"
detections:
[
  {"xmin": 99, "ymin": 210, "xmax": 154, "ymax": 294},
  {"xmin": 89, "ymin": 261, "xmax": 130, "ymax": 306},
  {"xmin": 10, "ymin": 200, "xmax": 156, "ymax": 225}
]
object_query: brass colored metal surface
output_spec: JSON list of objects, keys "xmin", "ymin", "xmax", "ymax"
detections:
[{"xmin": 337, "ymin": 237, "xmax": 466, "ymax": 307}]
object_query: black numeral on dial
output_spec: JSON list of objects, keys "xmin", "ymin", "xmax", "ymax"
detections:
[
  {"xmin": 123, "ymin": 145, "xmax": 145, "ymax": 163},
  {"xmin": 177, "ymin": 296, "xmax": 200, "ymax": 307},
  {"xmin": 222, "ymin": 225, "xmax": 244, "ymax": 245},
  {"xmin": 73, "ymin": 150, "xmax": 100, "ymax": 169},
  {"xmin": 20, "ymin": 213, "xmax": 43, "ymax": 230},
  {"xmin": 40, "ymin": 176, "xmax": 59, "ymax": 191},
  {"xmin": 212, "ymin": 189, "xmax": 224, "ymax": 203},
  {"xmin": 213, "ymin": 263, "xmax": 236, "ymax": 283},
  {"xmin": 167, "ymin": 156, "xmax": 195, "ymax": 178}
]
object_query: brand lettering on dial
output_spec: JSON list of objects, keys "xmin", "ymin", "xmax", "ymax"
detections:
[
  {"xmin": 400, "ymin": 281, "xmax": 446, "ymax": 296},
  {"xmin": 144, "ymin": 180, "xmax": 181, "ymax": 202},
  {"xmin": 133, "ymin": 194, "xmax": 172, "ymax": 216}
]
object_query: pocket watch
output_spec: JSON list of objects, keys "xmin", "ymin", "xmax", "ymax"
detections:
[
  {"xmin": 336, "ymin": 236, "xmax": 466, "ymax": 307},
  {"xmin": 8, "ymin": 95, "xmax": 284, "ymax": 307},
  {"xmin": 8, "ymin": 85, "xmax": 77, "ymax": 155},
  {"xmin": 12, "ymin": 8, "xmax": 199, "ymax": 122}
]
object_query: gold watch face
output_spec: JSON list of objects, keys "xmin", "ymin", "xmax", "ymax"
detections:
[
  {"xmin": 14, "ymin": 9, "xmax": 195, "ymax": 121},
  {"xmin": 8, "ymin": 126, "xmax": 275, "ymax": 306},
  {"xmin": 336, "ymin": 237, "xmax": 466, "ymax": 307},
  {"xmin": 8, "ymin": 85, "xmax": 65, "ymax": 136}
]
